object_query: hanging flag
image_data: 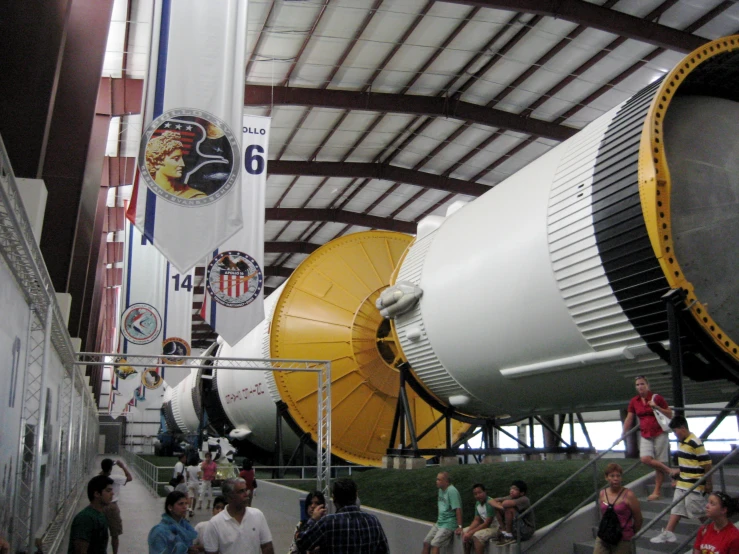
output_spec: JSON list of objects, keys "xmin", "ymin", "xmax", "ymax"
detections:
[
  {"xmin": 111, "ymin": 221, "xmax": 194, "ymax": 417},
  {"xmin": 200, "ymin": 115, "xmax": 269, "ymax": 346},
  {"xmin": 126, "ymin": 0, "xmax": 249, "ymax": 273}
]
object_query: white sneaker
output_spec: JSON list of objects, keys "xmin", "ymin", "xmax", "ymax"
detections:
[{"xmin": 650, "ymin": 529, "xmax": 677, "ymax": 543}]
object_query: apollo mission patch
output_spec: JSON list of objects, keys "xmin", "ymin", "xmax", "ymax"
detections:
[
  {"xmin": 120, "ymin": 303, "xmax": 162, "ymax": 345},
  {"xmin": 205, "ymin": 251, "xmax": 263, "ymax": 308}
]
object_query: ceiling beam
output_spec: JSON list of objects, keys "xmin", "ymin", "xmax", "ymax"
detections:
[
  {"xmin": 265, "ymin": 266, "xmax": 295, "ymax": 278},
  {"xmin": 245, "ymin": 85, "xmax": 577, "ymax": 141},
  {"xmin": 268, "ymin": 161, "xmax": 489, "ymax": 198},
  {"xmin": 266, "ymin": 208, "xmax": 417, "ymax": 234},
  {"xmin": 265, "ymin": 241, "xmax": 321, "ymax": 254},
  {"xmin": 444, "ymin": 0, "xmax": 708, "ymax": 53}
]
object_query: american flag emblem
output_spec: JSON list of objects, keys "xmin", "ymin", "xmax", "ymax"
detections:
[{"xmin": 205, "ymin": 250, "xmax": 263, "ymax": 308}]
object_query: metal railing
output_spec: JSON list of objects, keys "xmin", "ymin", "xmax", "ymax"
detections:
[
  {"xmin": 632, "ymin": 444, "xmax": 739, "ymax": 554},
  {"xmin": 121, "ymin": 449, "xmax": 165, "ymax": 496},
  {"xmin": 514, "ymin": 424, "xmax": 643, "ymax": 553},
  {"xmin": 515, "ymin": 405, "xmax": 739, "ymax": 553},
  {"xmin": 121, "ymin": 449, "xmax": 370, "ymax": 498}
]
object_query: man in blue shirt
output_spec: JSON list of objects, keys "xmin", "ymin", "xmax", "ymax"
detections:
[
  {"xmin": 296, "ymin": 478, "xmax": 389, "ymax": 553},
  {"xmin": 423, "ymin": 471, "xmax": 463, "ymax": 554}
]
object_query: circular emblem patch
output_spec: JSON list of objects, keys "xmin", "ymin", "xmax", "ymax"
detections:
[
  {"xmin": 138, "ymin": 108, "xmax": 240, "ymax": 207},
  {"xmin": 141, "ymin": 368, "xmax": 163, "ymax": 390},
  {"xmin": 162, "ymin": 337, "xmax": 191, "ymax": 365},
  {"xmin": 121, "ymin": 303, "xmax": 162, "ymax": 345},
  {"xmin": 113, "ymin": 358, "xmax": 136, "ymax": 380},
  {"xmin": 206, "ymin": 251, "xmax": 263, "ymax": 308}
]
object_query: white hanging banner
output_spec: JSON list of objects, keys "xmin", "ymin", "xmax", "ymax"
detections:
[
  {"xmin": 126, "ymin": 0, "xmax": 249, "ymax": 273},
  {"xmin": 111, "ymin": 221, "xmax": 194, "ymax": 416},
  {"xmin": 200, "ymin": 115, "xmax": 269, "ymax": 346}
]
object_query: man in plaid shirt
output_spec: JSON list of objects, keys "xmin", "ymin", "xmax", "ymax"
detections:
[{"xmin": 295, "ymin": 478, "xmax": 389, "ymax": 553}]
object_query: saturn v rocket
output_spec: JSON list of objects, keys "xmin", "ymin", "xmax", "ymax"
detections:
[{"xmin": 164, "ymin": 36, "xmax": 739, "ymax": 466}]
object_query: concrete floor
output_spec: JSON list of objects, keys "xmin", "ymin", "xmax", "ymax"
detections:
[{"xmin": 61, "ymin": 457, "xmax": 297, "ymax": 554}]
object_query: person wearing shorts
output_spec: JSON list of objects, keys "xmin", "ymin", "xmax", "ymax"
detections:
[
  {"xmin": 622, "ymin": 376, "xmax": 673, "ymax": 500},
  {"xmin": 185, "ymin": 458, "xmax": 201, "ymax": 518},
  {"xmin": 650, "ymin": 416, "xmax": 712, "ymax": 544},
  {"xmin": 423, "ymin": 472, "xmax": 462, "ymax": 554},
  {"xmin": 488, "ymin": 480, "xmax": 535, "ymax": 546},
  {"xmin": 462, "ymin": 483, "xmax": 498, "ymax": 554},
  {"xmin": 99, "ymin": 459, "xmax": 131, "ymax": 554},
  {"xmin": 198, "ymin": 452, "xmax": 217, "ymax": 510}
]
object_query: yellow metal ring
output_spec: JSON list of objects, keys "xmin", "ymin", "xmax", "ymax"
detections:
[
  {"xmin": 270, "ymin": 230, "xmax": 469, "ymax": 466},
  {"xmin": 638, "ymin": 35, "xmax": 739, "ymax": 361}
]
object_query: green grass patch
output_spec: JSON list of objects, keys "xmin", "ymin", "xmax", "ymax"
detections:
[
  {"xmin": 136, "ymin": 455, "xmax": 652, "ymax": 528},
  {"xmin": 275, "ymin": 459, "xmax": 651, "ymax": 529}
]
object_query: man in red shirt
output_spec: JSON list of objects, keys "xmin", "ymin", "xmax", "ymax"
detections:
[
  {"xmin": 622, "ymin": 375, "xmax": 673, "ymax": 500},
  {"xmin": 198, "ymin": 452, "xmax": 218, "ymax": 510}
]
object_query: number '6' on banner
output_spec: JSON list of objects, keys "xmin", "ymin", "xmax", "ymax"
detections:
[{"xmin": 200, "ymin": 115, "xmax": 271, "ymax": 346}]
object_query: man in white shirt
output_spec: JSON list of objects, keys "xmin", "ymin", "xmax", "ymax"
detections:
[
  {"xmin": 99, "ymin": 458, "xmax": 132, "ymax": 554},
  {"xmin": 203, "ymin": 478, "xmax": 274, "ymax": 554}
]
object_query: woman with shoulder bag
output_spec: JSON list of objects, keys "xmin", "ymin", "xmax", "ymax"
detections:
[
  {"xmin": 622, "ymin": 376, "xmax": 673, "ymax": 500},
  {"xmin": 595, "ymin": 463, "xmax": 643, "ymax": 554}
]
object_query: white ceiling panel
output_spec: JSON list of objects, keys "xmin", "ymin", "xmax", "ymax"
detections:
[
  {"xmin": 696, "ymin": 4, "xmax": 739, "ymax": 38},
  {"xmin": 210, "ymin": 0, "xmax": 739, "ymax": 305}
]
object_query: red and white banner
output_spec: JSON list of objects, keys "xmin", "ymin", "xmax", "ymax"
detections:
[
  {"xmin": 200, "ymin": 115, "xmax": 269, "ymax": 346},
  {"xmin": 110, "ymin": 222, "xmax": 193, "ymax": 417},
  {"xmin": 126, "ymin": 0, "xmax": 249, "ymax": 273}
]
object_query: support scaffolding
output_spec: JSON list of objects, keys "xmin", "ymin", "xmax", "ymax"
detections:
[
  {"xmin": 77, "ymin": 353, "xmax": 332, "ymax": 498},
  {"xmin": 1, "ymin": 134, "xmax": 99, "ymax": 554},
  {"xmin": 386, "ymin": 364, "xmax": 597, "ymax": 462}
]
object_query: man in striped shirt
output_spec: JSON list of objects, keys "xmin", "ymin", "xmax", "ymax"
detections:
[{"xmin": 651, "ymin": 415, "xmax": 712, "ymax": 544}]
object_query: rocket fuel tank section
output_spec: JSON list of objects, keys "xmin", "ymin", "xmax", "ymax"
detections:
[
  {"xmin": 386, "ymin": 36, "xmax": 739, "ymax": 419},
  {"xmin": 170, "ymin": 36, "xmax": 739, "ymax": 465}
]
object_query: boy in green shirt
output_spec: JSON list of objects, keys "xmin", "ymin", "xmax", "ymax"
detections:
[{"xmin": 463, "ymin": 483, "xmax": 498, "ymax": 554}]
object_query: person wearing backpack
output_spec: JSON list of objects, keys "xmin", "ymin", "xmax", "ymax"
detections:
[{"xmin": 595, "ymin": 463, "xmax": 643, "ymax": 554}]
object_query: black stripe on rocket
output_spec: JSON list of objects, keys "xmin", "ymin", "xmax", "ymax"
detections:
[{"xmin": 590, "ymin": 79, "xmax": 671, "ymax": 352}]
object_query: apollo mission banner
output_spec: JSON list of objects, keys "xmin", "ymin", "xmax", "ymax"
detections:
[
  {"xmin": 200, "ymin": 115, "xmax": 270, "ymax": 345},
  {"xmin": 126, "ymin": 0, "xmax": 249, "ymax": 273},
  {"xmin": 111, "ymin": 222, "xmax": 194, "ymax": 417}
]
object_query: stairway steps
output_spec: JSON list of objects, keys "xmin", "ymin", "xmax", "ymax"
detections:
[
  {"xmin": 574, "ymin": 538, "xmax": 691, "ymax": 554},
  {"xmin": 571, "ymin": 466, "xmax": 739, "ymax": 554}
]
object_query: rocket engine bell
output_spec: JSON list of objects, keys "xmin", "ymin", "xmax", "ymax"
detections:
[{"xmin": 167, "ymin": 36, "xmax": 739, "ymax": 466}]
